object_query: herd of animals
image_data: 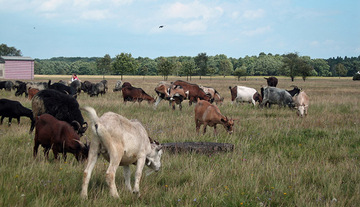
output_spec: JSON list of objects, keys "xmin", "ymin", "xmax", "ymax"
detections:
[{"xmin": 0, "ymin": 76, "xmax": 309, "ymax": 198}]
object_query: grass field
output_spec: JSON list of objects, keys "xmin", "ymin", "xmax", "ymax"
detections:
[{"xmin": 0, "ymin": 76, "xmax": 359, "ymax": 206}]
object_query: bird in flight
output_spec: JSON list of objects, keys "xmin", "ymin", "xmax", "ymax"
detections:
[{"xmin": 159, "ymin": 25, "xmax": 164, "ymax": 28}]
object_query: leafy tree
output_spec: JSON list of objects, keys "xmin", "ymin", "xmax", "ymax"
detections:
[
  {"xmin": 0, "ymin": 44, "xmax": 22, "ymax": 56},
  {"xmin": 297, "ymin": 56, "xmax": 314, "ymax": 81},
  {"xmin": 112, "ymin": 53, "xmax": 138, "ymax": 80},
  {"xmin": 282, "ymin": 52, "xmax": 300, "ymax": 81},
  {"xmin": 335, "ymin": 63, "xmax": 347, "ymax": 78},
  {"xmin": 312, "ymin": 58, "xmax": 331, "ymax": 76},
  {"xmin": 218, "ymin": 59, "xmax": 233, "ymax": 77},
  {"xmin": 194, "ymin": 53, "xmax": 208, "ymax": 79},
  {"xmin": 234, "ymin": 66, "xmax": 247, "ymax": 81},
  {"xmin": 181, "ymin": 60, "xmax": 196, "ymax": 81},
  {"xmin": 136, "ymin": 57, "xmax": 157, "ymax": 75},
  {"xmin": 157, "ymin": 57, "xmax": 174, "ymax": 81},
  {"xmin": 96, "ymin": 54, "xmax": 111, "ymax": 79},
  {"xmin": 208, "ymin": 66, "xmax": 217, "ymax": 81}
]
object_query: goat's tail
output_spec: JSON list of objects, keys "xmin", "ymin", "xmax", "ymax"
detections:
[
  {"xmin": 83, "ymin": 106, "xmax": 111, "ymax": 142},
  {"xmin": 83, "ymin": 106, "xmax": 100, "ymax": 125}
]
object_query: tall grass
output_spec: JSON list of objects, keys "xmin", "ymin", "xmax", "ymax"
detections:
[{"xmin": 0, "ymin": 76, "xmax": 359, "ymax": 206}]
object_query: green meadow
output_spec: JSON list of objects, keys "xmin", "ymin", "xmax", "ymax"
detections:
[{"xmin": 0, "ymin": 76, "xmax": 359, "ymax": 206}]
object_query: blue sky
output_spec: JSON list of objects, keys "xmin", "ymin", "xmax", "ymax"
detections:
[{"xmin": 1, "ymin": 0, "xmax": 359, "ymax": 59}]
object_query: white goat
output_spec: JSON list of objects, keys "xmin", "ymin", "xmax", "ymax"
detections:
[{"xmin": 81, "ymin": 107, "xmax": 163, "ymax": 199}]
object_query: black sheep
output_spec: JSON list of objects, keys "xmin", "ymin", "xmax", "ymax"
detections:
[
  {"xmin": 31, "ymin": 89, "xmax": 87, "ymax": 135},
  {"xmin": 0, "ymin": 98, "xmax": 35, "ymax": 132}
]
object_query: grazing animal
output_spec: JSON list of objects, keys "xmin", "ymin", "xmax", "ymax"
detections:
[
  {"xmin": 70, "ymin": 80, "xmax": 82, "ymax": 95},
  {"xmin": 48, "ymin": 80, "xmax": 77, "ymax": 98},
  {"xmin": 199, "ymin": 85, "xmax": 224, "ymax": 105},
  {"xmin": 229, "ymin": 86, "xmax": 262, "ymax": 106},
  {"xmin": 28, "ymin": 87, "xmax": 40, "ymax": 100},
  {"xmin": 113, "ymin": 80, "xmax": 123, "ymax": 92},
  {"xmin": 286, "ymin": 86, "xmax": 301, "ymax": 97},
  {"xmin": 264, "ymin": 77, "xmax": 278, "ymax": 87},
  {"xmin": 194, "ymin": 98, "xmax": 235, "ymax": 135},
  {"xmin": 81, "ymin": 81, "xmax": 93, "ymax": 93},
  {"xmin": 34, "ymin": 114, "xmax": 89, "ymax": 161},
  {"xmin": 172, "ymin": 80, "xmax": 211, "ymax": 105},
  {"xmin": 31, "ymin": 89, "xmax": 88, "ymax": 135},
  {"xmin": 168, "ymin": 85, "xmax": 187, "ymax": 110},
  {"xmin": 100, "ymin": 80, "xmax": 108, "ymax": 93},
  {"xmin": 81, "ymin": 107, "xmax": 163, "ymax": 198},
  {"xmin": 14, "ymin": 81, "xmax": 28, "ymax": 97},
  {"xmin": 26, "ymin": 81, "xmax": 48, "ymax": 93},
  {"xmin": 121, "ymin": 82, "xmax": 154, "ymax": 104},
  {"xmin": 0, "ymin": 81, "xmax": 14, "ymax": 91},
  {"xmin": 154, "ymin": 82, "xmax": 187, "ymax": 110},
  {"xmin": 89, "ymin": 81, "xmax": 106, "ymax": 97},
  {"xmin": 260, "ymin": 86, "xmax": 294, "ymax": 108},
  {"xmin": 0, "ymin": 99, "xmax": 35, "ymax": 132},
  {"xmin": 293, "ymin": 91, "xmax": 309, "ymax": 117},
  {"xmin": 154, "ymin": 81, "xmax": 171, "ymax": 108}
]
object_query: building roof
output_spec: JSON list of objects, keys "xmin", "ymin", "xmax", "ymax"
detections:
[{"xmin": 0, "ymin": 56, "xmax": 34, "ymax": 61}]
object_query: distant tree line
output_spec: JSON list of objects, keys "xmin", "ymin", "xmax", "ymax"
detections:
[{"xmin": 1, "ymin": 43, "xmax": 360, "ymax": 81}]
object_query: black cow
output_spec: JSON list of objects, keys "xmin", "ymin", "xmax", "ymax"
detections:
[
  {"xmin": 81, "ymin": 81, "xmax": 93, "ymax": 93},
  {"xmin": 89, "ymin": 81, "xmax": 106, "ymax": 97},
  {"xmin": 0, "ymin": 99, "xmax": 35, "ymax": 132},
  {"xmin": 14, "ymin": 81, "xmax": 28, "ymax": 97},
  {"xmin": 264, "ymin": 77, "xmax": 278, "ymax": 87},
  {"xmin": 70, "ymin": 80, "xmax": 81, "ymax": 95},
  {"xmin": 48, "ymin": 80, "xmax": 77, "ymax": 98},
  {"xmin": 31, "ymin": 89, "xmax": 88, "ymax": 135},
  {"xmin": 0, "ymin": 81, "xmax": 14, "ymax": 91}
]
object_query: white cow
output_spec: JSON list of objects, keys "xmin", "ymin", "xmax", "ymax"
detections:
[
  {"xmin": 81, "ymin": 107, "xmax": 163, "ymax": 199},
  {"xmin": 293, "ymin": 91, "xmax": 309, "ymax": 117},
  {"xmin": 229, "ymin": 86, "xmax": 262, "ymax": 106}
]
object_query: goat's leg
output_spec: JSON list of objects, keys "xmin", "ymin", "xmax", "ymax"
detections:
[
  {"xmin": 195, "ymin": 119, "xmax": 201, "ymax": 134},
  {"xmin": 81, "ymin": 141, "xmax": 100, "ymax": 199},
  {"xmin": 8, "ymin": 117, "xmax": 12, "ymax": 126},
  {"xmin": 33, "ymin": 140, "xmax": 40, "ymax": 158},
  {"xmin": 172, "ymin": 101, "xmax": 175, "ymax": 110},
  {"xmin": 123, "ymin": 166, "xmax": 132, "ymax": 192},
  {"xmin": 105, "ymin": 144, "xmax": 123, "ymax": 198},
  {"xmin": 213, "ymin": 125, "xmax": 217, "ymax": 135},
  {"xmin": 203, "ymin": 123, "xmax": 208, "ymax": 135},
  {"xmin": 44, "ymin": 148, "xmax": 50, "ymax": 160},
  {"xmin": 133, "ymin": 157, "xmax": 146, "ymax": 196},
  {"xmin": 0, "ymin": 116, "xmax": 4, "ymax": 124}
]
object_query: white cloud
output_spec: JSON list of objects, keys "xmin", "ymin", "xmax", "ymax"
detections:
[
  {"xmin": 80, "ymin": 9, "xmax": 111, "ymax": 20},
  {"xmin": 161, "ymin": 1, "xmax": 223, "ymax": 35},
  {"xmin": 242, "ymin": 26, "xmax": 271, "ymax": 36},
  {"xmin": 243, "ymin": 9, "xmax": 265, "ymax": 19},
  {"xmin": 38, "ymin": 0, "xmax": 64, "ymax": 12}
]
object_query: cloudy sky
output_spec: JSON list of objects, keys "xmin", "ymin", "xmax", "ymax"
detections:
[{"xmin": 1, "ymin": 0, "xmax": 359, "ymax": 59}]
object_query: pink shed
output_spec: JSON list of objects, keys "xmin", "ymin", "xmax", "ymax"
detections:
[{"xmin": 0, "ymin": 56, "xmax": 34, "ymax": 80}]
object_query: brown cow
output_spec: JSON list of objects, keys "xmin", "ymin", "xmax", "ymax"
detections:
[
  {"xmin": 121, "ymin": 82, "xmax": 154, "ymax": 104},
  {"xmin": 194, "ymin": 98, "xmax": 235, "ymax": 135},
  {"xmin": 172, "ymin": 80, "xmax": 210, "ymax": 105},
  {"xmin": 34, "ymin": 114, "xmax": 89, "ymax": 161},
  {"xmin": 28, "ymin": 87, "xmax": 40, "ymax": 100}
]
